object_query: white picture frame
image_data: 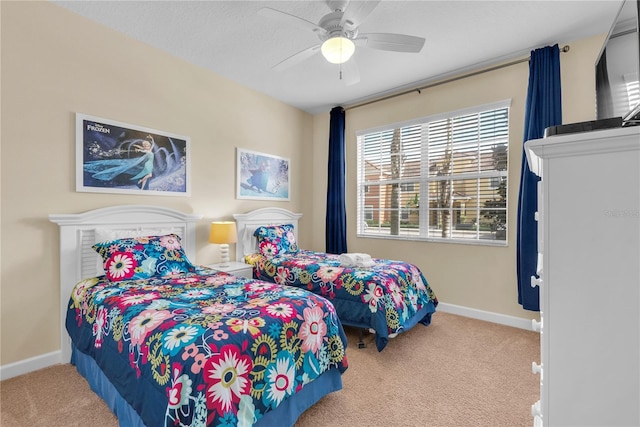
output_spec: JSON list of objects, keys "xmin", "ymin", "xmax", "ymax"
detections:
[
  {"xmin": 236, "ymin": 148, "xmax": 290, "ymax": 201},
  {"xmin": 76, "ymin": 113, "xmax": 191, "ymax": 196}
]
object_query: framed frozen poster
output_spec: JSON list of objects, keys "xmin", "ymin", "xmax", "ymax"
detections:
[
  {"xmin": 236, "ymin": 148, "xmax": 290, "ymax": 201},
  {"xmin": 76, "ymin": 113, "xmax": 190, "ymax": 196}
]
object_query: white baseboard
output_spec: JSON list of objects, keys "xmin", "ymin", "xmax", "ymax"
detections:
[
  {"xmin": 0, "ymin": 303, "xmax": 535, "ymax": 380},
  {"xmin": 437, "ymin": 302, "xmax": 536, "ymax": 331},
  {"xmin": 0, "ymin": 350, "xmax": 62, "ymax": 381}
]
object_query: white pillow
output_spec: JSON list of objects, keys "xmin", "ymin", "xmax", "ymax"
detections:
[
  {"xmin": 241, "ymin": 225, "xmax": 260, "ymax": 256},
  {"xmin": 94, "ymin": 228, "xmax": 178, "ymax": 243}
]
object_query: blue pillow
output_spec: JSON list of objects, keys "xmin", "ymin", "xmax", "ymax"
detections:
[
  {"xmin": 93, "ymin": 234, "xmax": 195, "ymax": 282},
  {"xmin": 253, "ymin": 224, "xmax": 298, "ymax": 258}
]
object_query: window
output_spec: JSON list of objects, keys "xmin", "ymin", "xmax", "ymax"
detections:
[
  {"xmin": 364, "ymin": 205, "xmax": 373, "ymax": 221},
  {"xmin": 623, "ymin": 72, "xmax": 639, "ymax": 111},
  {"xmin": 357, "ymin": 101, "xmax": 509, "ymax": 244}
]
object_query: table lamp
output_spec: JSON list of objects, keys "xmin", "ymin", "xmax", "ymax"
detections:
[{"xmin": 209, "ymin": 221, "xmax": 237, "ymax": 267}]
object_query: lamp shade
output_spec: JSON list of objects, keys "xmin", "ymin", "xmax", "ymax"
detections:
[
  {"xmin": 209, "ymin": 221, "xmax": 237, "ymax": 244},
  {"xmin": 321, "ymin": 36, "xmax": 355, "ymax": 64}
]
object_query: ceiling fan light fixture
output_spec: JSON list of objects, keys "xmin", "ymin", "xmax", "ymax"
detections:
[{"xmin": 321, "ymin": 36, "xmax": 355, "ymax": 64}]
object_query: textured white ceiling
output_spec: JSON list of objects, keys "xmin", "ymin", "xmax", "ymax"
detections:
[{"xmin": 53, "ymin": 0, "xmax": 624, "ymax": 114}]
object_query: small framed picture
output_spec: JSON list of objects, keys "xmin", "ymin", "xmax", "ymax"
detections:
[
  {"xmin": 76, "ymin": 113, "xmax": 190, "ymax": 196},
  {"xmin": 236, "ymin": 148, "xmax": 290, "ymax": 201}
]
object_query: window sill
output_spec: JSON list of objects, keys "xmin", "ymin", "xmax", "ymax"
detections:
[{"xmin": 356, "ymin": 233, "xmax": 508, "ymax": 247}]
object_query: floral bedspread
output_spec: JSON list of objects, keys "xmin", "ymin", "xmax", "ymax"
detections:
[
  {"xmin": 246, "ymin": 250, "xmax": 438, "ymax": 351},
  {"xmin": 66, "ymin": 267, "xmax": 348, "ymax": 426}
]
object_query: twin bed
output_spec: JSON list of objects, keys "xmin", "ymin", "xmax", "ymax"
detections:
[
  {"xmin": 233, "ymin": 208, "xmax": 438, "ymax": 352},
  {"xmin": 50, "ymin": 205, "xmax": 437, "ymax": 426},
  {"xmin": 50, "ymin": 205, "xmax": 348, "ymax": 427}
]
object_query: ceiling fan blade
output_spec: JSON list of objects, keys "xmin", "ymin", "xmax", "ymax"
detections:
[
  {"xmin": 340, "ymin": 59, "xmax": 360, "ymax": 86},
  {"xmin": 272, "ymin": 44, "xmax": 322, "ymax": 71},
  {"xmin": 258, "ymin": 7, "xmax": 326, "ymax": 35},
  {"xmin": 340, "ymin": 0, "xmax": 381, "ymax": 28},
  {"xmin": 357, "ymin": 33, "xmax": 425, "ymax": 53}
]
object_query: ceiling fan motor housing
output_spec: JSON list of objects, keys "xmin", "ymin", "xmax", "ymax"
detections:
[{"xmin": 318, "ymin": 11, "xmax": 357, "ymax": 41}]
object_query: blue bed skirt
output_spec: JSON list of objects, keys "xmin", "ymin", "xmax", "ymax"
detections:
[
  {"xmin": 72, "ymin": 345, "xmax": 343, "ymax": 427},
  {"xmin": 341, "ymin": 300, "xmax": 436, "ymax": 351}
]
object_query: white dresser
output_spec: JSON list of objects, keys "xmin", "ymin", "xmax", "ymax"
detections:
[{"xmin": 525, "ymin": 126, "xmax": 640, "ymax": 427}]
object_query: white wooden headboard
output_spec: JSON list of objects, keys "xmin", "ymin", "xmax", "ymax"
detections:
[
  {"xmin": 49, "ymin": 205, "xmax": 202, "ymax": 364},
  {"xmin": 233, "ymin": 207, "xmax": 303, "ymax": 261}
]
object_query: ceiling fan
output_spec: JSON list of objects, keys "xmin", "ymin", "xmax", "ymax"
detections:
[{"xmin": 258, "ymin": 0, "xmax": 426, "ymax": 83}]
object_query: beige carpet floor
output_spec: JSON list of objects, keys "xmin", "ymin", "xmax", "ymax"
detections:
[{"xmin": 0, "ymin": 312, "xmax": 540, "ymax": 426}]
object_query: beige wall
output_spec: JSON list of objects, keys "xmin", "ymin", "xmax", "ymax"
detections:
[
  {"xmin": 311, "ymin": 35, "xmax": 605, "ymax": 320},
  {"xmin": 0, "ymin": 1, "xmax": 313, "ymax": 365},
  {"xmin": 1, "ymin": 0, "xmax": 605, "ymax": 367}
]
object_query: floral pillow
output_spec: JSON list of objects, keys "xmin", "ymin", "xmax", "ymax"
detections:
[
  {"xmin": 253, "ymin": 224, "xmax": 298, "ymax": 258},
  {"xmin": 92, "ymin": 234, "xmax": 195, "ymax": 282}
]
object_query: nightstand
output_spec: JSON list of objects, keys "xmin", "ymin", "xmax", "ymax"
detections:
[{"xmin": 207, "ymin": 261, "xmax": 254, "ymax": 279}]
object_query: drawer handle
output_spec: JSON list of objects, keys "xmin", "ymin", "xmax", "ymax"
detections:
[
  {"xmin": 531, "ymin": 276, "xmax": 543, "ymax": 288},
  {"xmin": 531, "ymin": 400, "xmax": 542, "ymax": 417},
  {"xmin": 531, "ymin": 319, "xmax": 542, "ymax": 331},
  {"xmin": 532, "ymin": 362, "xmax": 542, "ymax": 375}
]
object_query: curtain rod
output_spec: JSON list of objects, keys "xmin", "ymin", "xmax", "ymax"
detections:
[{"xmin": 344, "ymin": 45, "xmax": 570, "ymax": 111}]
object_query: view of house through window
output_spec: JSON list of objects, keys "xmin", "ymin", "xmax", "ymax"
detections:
[{"xmin": 356, "ymin": 101, "xmax": 510, "ymax": 244}]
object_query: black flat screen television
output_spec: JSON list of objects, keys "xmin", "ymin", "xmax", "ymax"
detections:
[{"xmin": 595, "ymin": 0, "xmax": 640, "ymax": 125}]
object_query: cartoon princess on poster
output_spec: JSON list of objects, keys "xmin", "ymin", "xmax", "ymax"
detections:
[{"xmin": 84, "ymin": 135, "xmax": 156, "ymax": 190}]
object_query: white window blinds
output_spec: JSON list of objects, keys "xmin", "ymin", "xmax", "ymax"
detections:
[{"xmin": 356, "ymin": 101, "xmax": 510, "ymax": 244}]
